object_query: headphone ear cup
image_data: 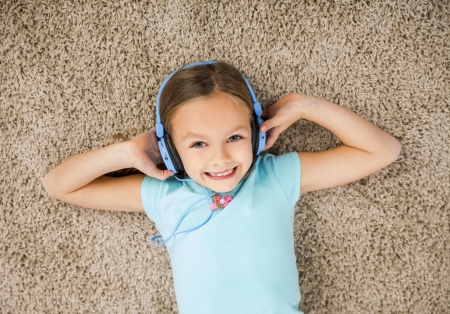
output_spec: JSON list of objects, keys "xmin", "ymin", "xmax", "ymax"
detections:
[
  {"xmin": 250, "ymin": 113, "xmax": 260, "ymax": 156},
  {"xmin": 163, "ymin": 132, "xmax": 184, "ymax": 173}
]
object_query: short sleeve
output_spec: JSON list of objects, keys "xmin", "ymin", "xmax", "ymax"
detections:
[
  {"xmin": 140, "ymin": 175, "xmax": 162, "ymax": 222},
  {"xmin": 265, "ymin": 152, "xmax": 301, "ymax": 207}
]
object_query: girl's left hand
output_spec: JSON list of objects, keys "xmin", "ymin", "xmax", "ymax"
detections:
[{"xmin": 259, "ymin": 93, "xmax": 305, "ymax": 150}]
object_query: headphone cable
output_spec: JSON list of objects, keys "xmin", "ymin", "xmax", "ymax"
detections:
[{"xmin": 150, "ymin": 185, "xmax": 217, "ymax": 247}]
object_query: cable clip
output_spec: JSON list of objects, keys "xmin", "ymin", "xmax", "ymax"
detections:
[{"xmin": 209, "ymin": 194, "xmax": 233, "ymax": 210}]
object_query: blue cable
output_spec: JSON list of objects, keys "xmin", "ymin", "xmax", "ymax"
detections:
[
  {"xmin": 150, "ymin": 177, "xmax": 217, "ymax": 246},
  {"xmin": 150, "ymin": 156, "xmax": 261, "ymax": 246}
]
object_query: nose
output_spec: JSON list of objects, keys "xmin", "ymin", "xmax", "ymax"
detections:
[{"xmin": 211, "ymin": 143, "xmax": 232, "ymax": 166}]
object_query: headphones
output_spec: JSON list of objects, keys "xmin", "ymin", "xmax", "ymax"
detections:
[{"xmin": 155, "ymin": 60, "xmax": 266, "ymax": 175}]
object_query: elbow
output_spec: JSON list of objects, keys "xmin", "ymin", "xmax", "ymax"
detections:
[
  {"xmin": 384, "ymin": 138, "xmax": 402, "ymax": 164},
  {"xmin": 41, "ymin": 175, "xmax": 53, "ymax": 197},
  {"xmin": 376, "ymin": 138, "xmax": 402, "ymax": 167},
  {"xmin": 42, "ymin": 174, "xmax": 60, "ymax": 200},
  {"xmin": 391, "ymin": 139, "xmax": 402, "ymax": 161}
]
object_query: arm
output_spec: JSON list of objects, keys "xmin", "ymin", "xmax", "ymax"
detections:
[
  {"xmin": 42, "ymin": 142, "xmax": 144, "ymax": 212},
  {"xmin": 260, "ymin": 93, "xmax": 402, "ymax": 195},
  {"xmin": 42, "ymin": 129, "xmax": 173, "ymax": 212}
]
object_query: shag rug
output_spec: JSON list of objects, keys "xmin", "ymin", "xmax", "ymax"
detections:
[{"xmin": 1, "ymin": 0, "xmax": 449, "ymax": 313}]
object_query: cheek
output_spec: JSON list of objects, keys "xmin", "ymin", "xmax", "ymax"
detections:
[
  {"xmin": 229, "ymin": 141, "xmax": 253, "ymax": 167},
  {"xmin": 177, "ymin": 149, "xmax": 204, "ymax": 175},
  {"xmin": 236, "ymin": 139, "xmax": 253, "ymax": 156}
]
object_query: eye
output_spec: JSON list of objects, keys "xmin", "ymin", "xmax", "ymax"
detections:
[
  {"xmin": 228, "ymin": 135, "xmax": 242, "ymax": 142},
  {"xmin": 191, "ymin": 142, "xmax": 206, "ymax": 148}
]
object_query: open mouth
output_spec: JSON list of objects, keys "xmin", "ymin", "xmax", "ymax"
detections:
[{"xmin": 205, "ymin": 166, "xmax": 238, "ymax": 180}]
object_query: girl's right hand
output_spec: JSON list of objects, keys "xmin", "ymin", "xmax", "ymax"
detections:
[{"xmin": 127, "ymin": 128, "xmax": 174, "ymax": 180}]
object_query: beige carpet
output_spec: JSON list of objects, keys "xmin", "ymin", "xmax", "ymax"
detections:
[{"xmin": 1, "ymin": 0, "xmax": 449, "ymax": 313}]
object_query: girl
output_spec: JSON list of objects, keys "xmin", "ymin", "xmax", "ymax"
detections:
[{"xmin": 42, "ymin": 61, "xmax": 401, "ymax": 313}]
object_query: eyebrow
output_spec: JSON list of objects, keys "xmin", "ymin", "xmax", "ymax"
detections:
[{"xmin": 182, "ymin": 125, "xmax": 248, "ymax": 142}]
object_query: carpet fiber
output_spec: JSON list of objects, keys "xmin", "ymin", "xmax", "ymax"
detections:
[{"xmin": 1, "ymin": 0, "xmax": 449, "ymax": 313}]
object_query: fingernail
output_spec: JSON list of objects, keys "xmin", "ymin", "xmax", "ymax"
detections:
[{"xmin": 261, "ymin": 126, "xmax": 267, "ymax": 132}]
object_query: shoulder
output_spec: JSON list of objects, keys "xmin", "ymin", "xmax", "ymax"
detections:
[
  {"xmin": 257, "ymin": 152, "xmax": 300, "ymax": 173},
  {"xmin": 252, "ymin": 152, "xmax": 301, "ymax": 202},
  {"xmin": 141, "ymin": 175, "xmax": 184, "ymax": 195},
  {"xmin": 141, "ymin": 175, "xmax": 189, "ymax": 221}
]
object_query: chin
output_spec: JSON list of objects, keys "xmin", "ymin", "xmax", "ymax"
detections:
[
  {"xmin": 207, "ymin": 182, "xmax": 239, "ymax": 193},
  {"xmin": 191, "ymin": 175, "xmax": 242, "ymax": 193}
]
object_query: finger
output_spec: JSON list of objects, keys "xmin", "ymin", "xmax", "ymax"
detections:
[
  {"xmin": 263, "ymin": 128, "xmax": 279, "ymax": 151},
  {"xmin": 162, "ymin": 170, "xmax": 175, "ymax": 180},
  {"xmin": 264, "ymin": 133, "xmax": 277, "ymax": 151},
  {"xmin": 147, "ymin": 168, "xmax": 174, "ymax": 181},
  {"xmin": 261, "ymin": 107, "xmax": 268, "ymax": 119},
  {"xmin": 260, "ymin": 117, "xmax": 277, "ymax": 133},
  {"xmin": 259, "ymin": 120, "xmax": 269, "ymax": 132}
]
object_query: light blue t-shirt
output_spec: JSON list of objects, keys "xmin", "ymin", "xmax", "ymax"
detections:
[{"xmin": 141, "ymin": 152, "xmax": 302, "ymax": 314}]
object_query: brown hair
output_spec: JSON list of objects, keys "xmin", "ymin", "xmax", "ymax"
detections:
[{"xmin": 159, "ymin": 61, "xmax": 253, "ymax": 135}]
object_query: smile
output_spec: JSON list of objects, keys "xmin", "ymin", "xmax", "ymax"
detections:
[{"xmin": 205, "ymin": 166, "xmax": 238, "ymax": 179}]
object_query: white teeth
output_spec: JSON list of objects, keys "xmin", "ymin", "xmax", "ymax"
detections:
[{"xmin": 207, "ymin": 168, "xmax": 234, "ymax": 177}]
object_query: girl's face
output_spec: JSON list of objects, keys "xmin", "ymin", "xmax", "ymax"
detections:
[{"xmin": 171, "ymin": 91, "xmax": 253, "ymax": 193}]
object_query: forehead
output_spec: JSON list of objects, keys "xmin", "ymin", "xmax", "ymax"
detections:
[{"xmin": 171, "ymin": 92, "xmax": 252, "ymax": 138}]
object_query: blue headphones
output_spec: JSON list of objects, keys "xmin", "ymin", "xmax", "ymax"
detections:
[{"xmin": 155, "ymin": 60, "xmax": 266, "ymax": 174}]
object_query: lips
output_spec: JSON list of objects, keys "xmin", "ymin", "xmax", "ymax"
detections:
[{"xmin": 205, "ymin": 166, "xmax": 238, "ymax": 180}]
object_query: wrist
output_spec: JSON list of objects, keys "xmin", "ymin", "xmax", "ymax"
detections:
[
  {"xmin": 291, "ymin": 93, "xmax": 311, "ymax": 121},
  {"xmin": 87, "ymin": 141, "xmax": 136, "ymax": 174},
  {"xmin": 118, "ymin": 140, "xmax": 137, "ymax": 169},
  {"xmin": 294, "ymin": 93, "xmax": 317, "ymax": 121}
]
